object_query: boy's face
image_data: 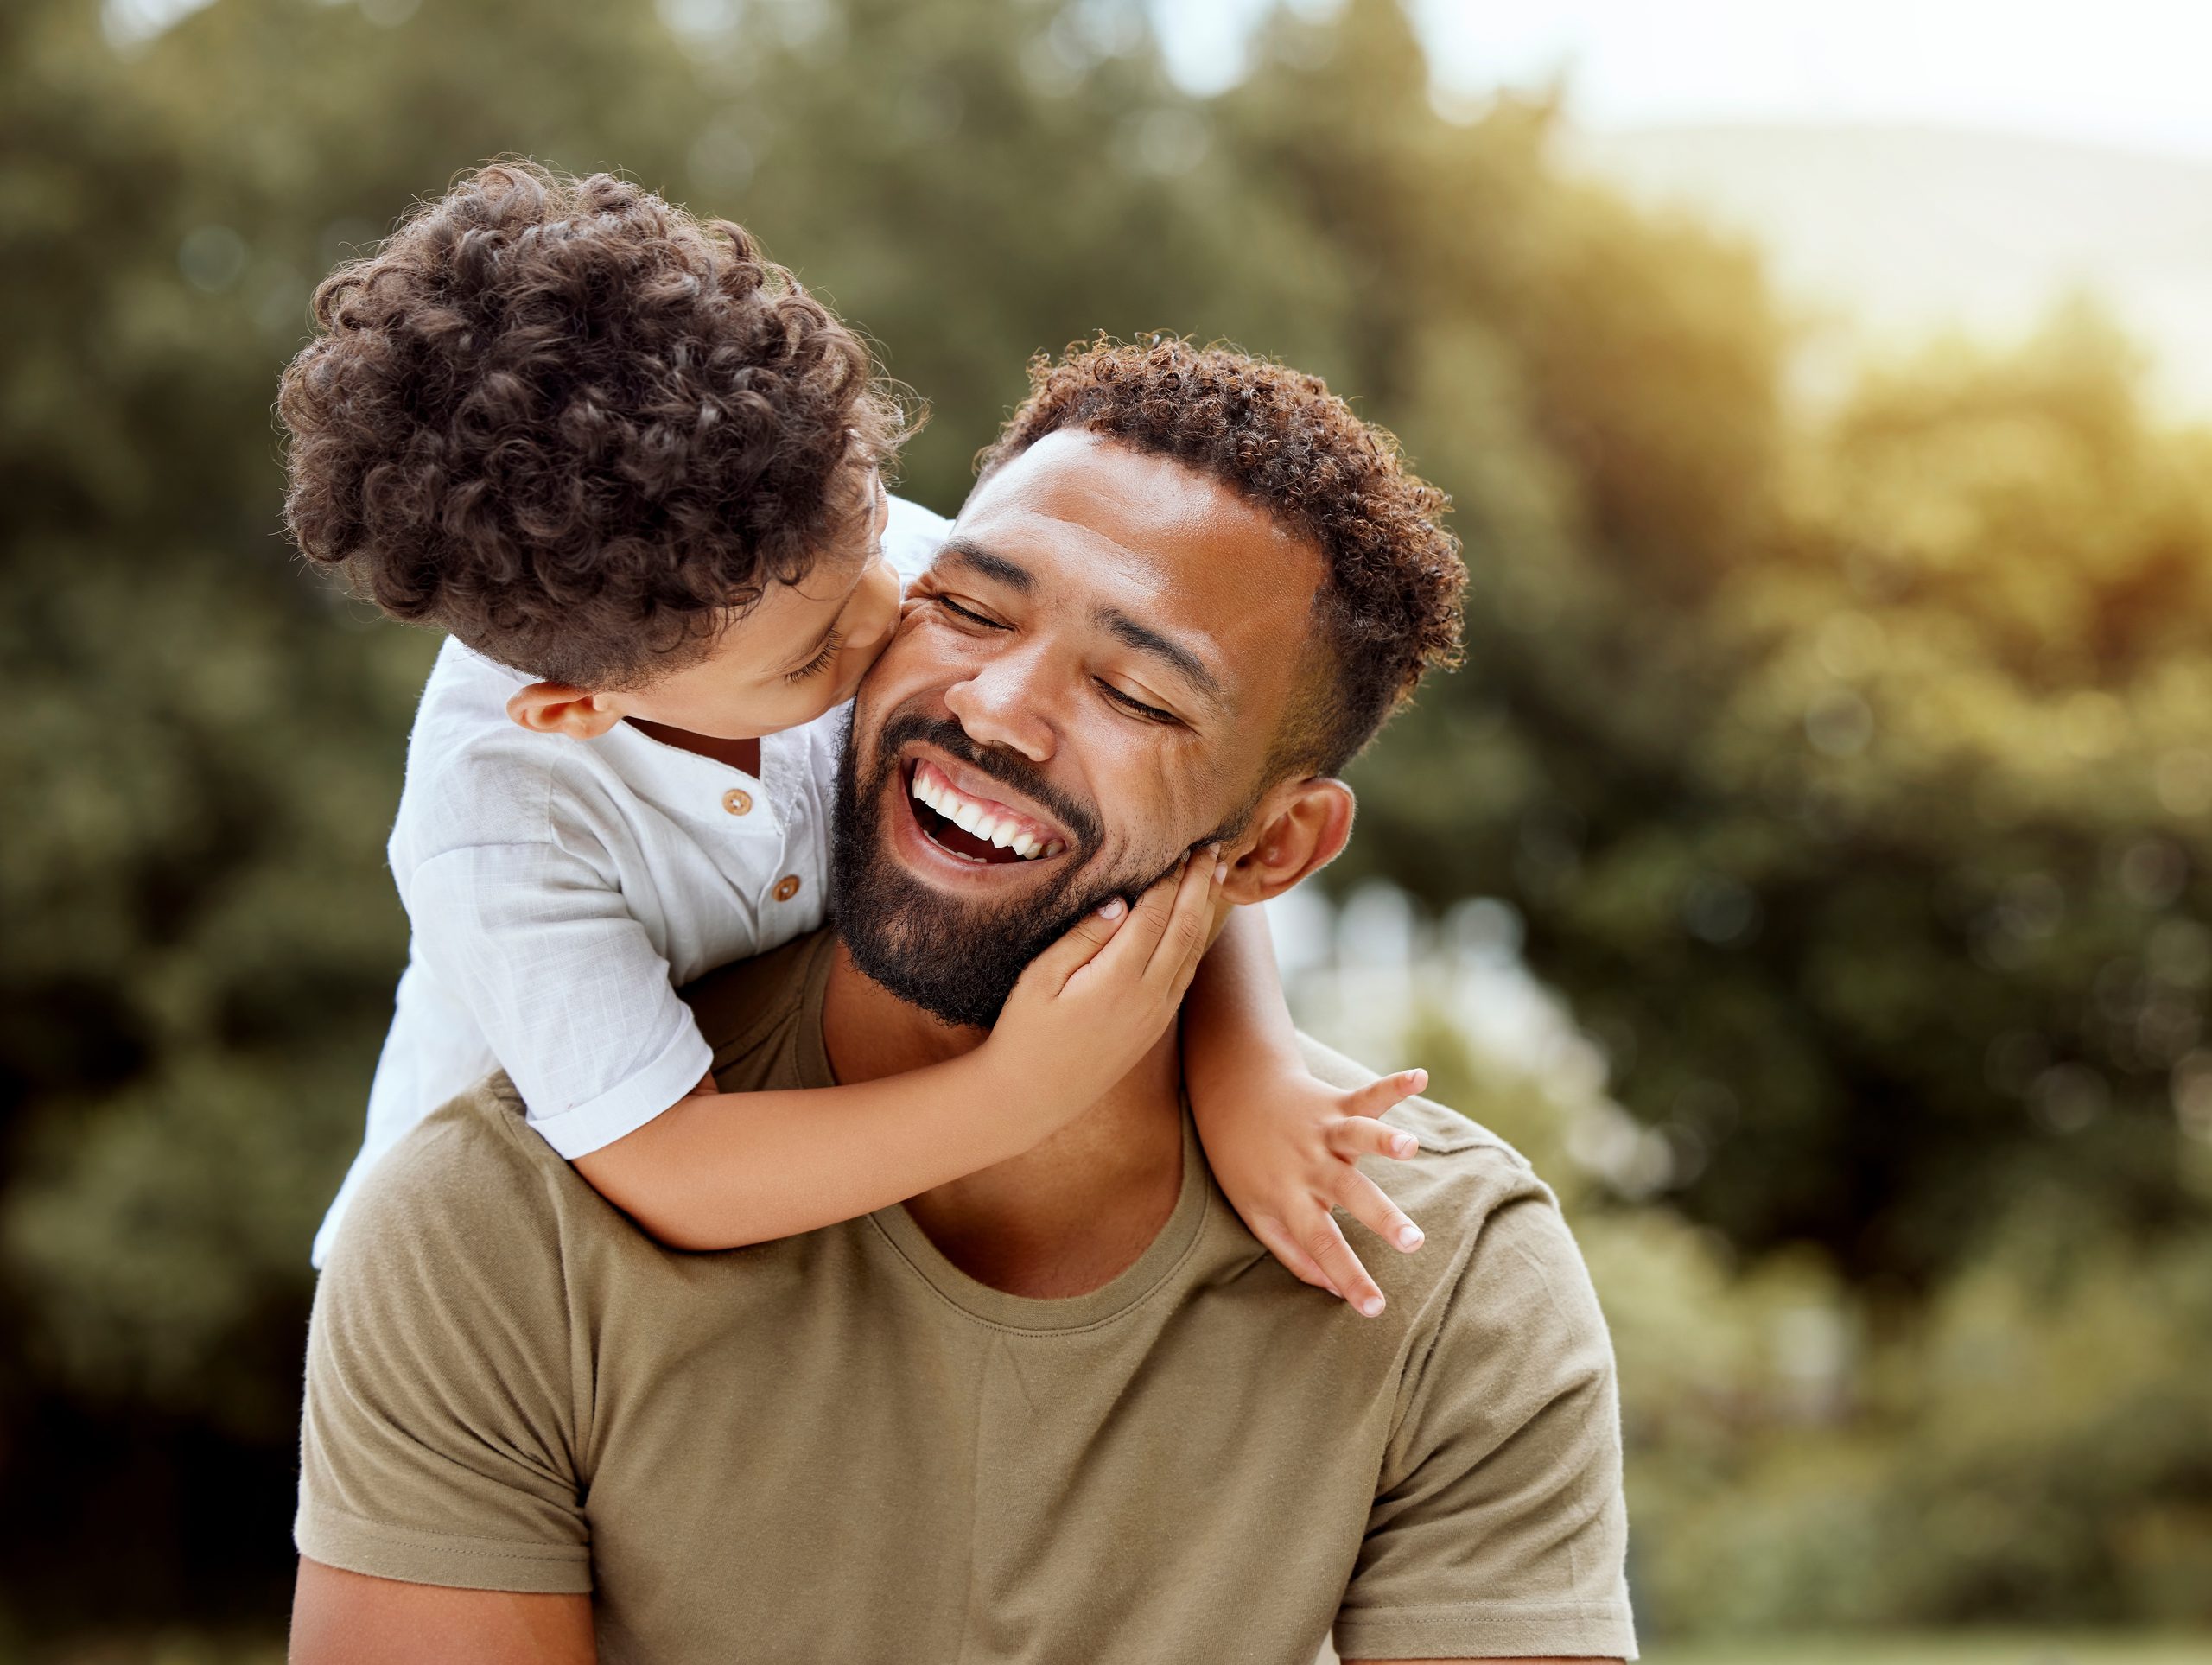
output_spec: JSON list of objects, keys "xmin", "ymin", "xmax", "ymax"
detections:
[{"xmin": 613, "ymin": 468, "xmax": 902, "ymax": 741}]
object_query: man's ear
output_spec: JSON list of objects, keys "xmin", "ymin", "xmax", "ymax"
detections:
[
  {"xmin": 1221, "ymin": 778, "xmax": 1355, "ymax": 906},
  {"xmin": 505, "ymin": 682, "xmax": 625, "ymax": 740}
]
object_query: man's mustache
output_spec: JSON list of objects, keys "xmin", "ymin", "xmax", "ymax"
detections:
[{"xmin": 870, "ymin": 709, "xmax": 1105, "ymax": 855}]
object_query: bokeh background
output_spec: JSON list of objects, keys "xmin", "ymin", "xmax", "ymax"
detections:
[{"xmin": 5, "ymin": 0, "xmax": 2210, "ymax": 1659}]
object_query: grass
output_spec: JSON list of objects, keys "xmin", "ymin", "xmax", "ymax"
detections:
[{"xmin": 1643, "ymin": 1635, "xmax": 2212, "ymax": 1665}]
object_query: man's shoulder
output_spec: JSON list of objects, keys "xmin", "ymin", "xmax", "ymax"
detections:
[
  {"xmin": 1295, "ymin": 1033, "xmax": 1551, "ymax": 1212},
  {"xmin": 326, "ymin": 931, "xmax": 836, "ymax": 1282},
  {"xmin": 321, "ymin": 1075, "xmax": 572, "ymax": 1278},
  {"xmin": 682, "ymin": 928, "xmax": 840, "ymax": 1084},
  {"xmin": 1290, "ymin": 1034, "xmax": 1601, "ymax": 1343}
]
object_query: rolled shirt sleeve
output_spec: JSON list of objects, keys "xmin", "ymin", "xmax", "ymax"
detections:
[
  {"xmin": 1332, "ymin": 1195, "xmax": 1639, "ymax": 1662},
  {"xmin": 404, "ymin": 842, "xmax": 715, "ymax": 1160}
]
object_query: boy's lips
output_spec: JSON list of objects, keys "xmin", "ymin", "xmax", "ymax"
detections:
[{"xmin": 899, "ymin": 753, "xmax": 1076, "ymax": 869}]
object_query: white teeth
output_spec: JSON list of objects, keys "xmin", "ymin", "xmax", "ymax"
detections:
[{"xmin": 911, "ymin": 762, "xmax": 1068, "ymax": 859}]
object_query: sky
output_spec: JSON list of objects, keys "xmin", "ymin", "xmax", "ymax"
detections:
[
  {"xmin": 110, "ymin": 0, "xmax": 2212, "ymax": 162},
  {"xmin": 1154, "ymin": 0, "xmax": 2212, "ymax": 162}
]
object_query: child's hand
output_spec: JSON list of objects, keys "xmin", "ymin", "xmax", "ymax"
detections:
[
  {"xmin": 1200, "ymin": 1065, "xmax": 1431, "ymax": 1318},
  {"xmin": 982, "ymin": 847, "xmax": 1224, "ymax": 1116}
]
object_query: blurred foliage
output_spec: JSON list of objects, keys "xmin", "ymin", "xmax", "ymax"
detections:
[{"xmin": 2, "ymin": 0, "xmax": 2208, "ymax": 1642}]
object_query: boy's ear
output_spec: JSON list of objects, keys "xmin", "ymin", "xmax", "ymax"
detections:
[
  {"xmin": 506, "ymin": 683, "xmax": 624, "ymax": 740},
  {"xmin": 1221, "ymin": 778, "xmax": 1355, "ymax": 906}
]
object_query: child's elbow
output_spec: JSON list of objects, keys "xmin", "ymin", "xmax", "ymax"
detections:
[{"xmin": 570, "ymin": 1144, "xmax": 757, "ymax": 1253}]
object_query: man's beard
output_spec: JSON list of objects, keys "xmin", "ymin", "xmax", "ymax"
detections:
[{"xmin": 829, "ymin": 708, "xmax": 1189, "ymax": 1030}]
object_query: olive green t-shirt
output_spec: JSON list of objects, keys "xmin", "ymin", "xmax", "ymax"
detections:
[{"xmin": 298, "ymin": 930, "xmax": 1636, "ymax": 1663}]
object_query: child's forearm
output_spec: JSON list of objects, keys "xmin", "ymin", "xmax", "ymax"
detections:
[
  {"xmin": 577, "ymin": 855, "xmax": 1223, "ymax": 1253},
  {"xmin": 572, "ymin": 1051, "xmax": 1067, "ymax": 1251},
  {"xmin": 1181, "ymin": 906, "xmax": 1307, "ymax": 1101}
]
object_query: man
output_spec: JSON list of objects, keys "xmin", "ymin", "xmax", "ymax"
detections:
[{"xmin": 289, "ymin": 340, "xmax": 1637, "ymax": 1664}]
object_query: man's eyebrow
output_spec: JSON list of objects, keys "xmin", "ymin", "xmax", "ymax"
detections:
[
  {"xmin": 1097, "ymin": 607, "xmax": 1224, "ymax": 704},
  {"xmin": 941, "ymin": 536, "xmax": 1223, "ymax": 706},
  {"xmin": 938, "ymin": 539, "xmax": 1035, "ymax": 594}
]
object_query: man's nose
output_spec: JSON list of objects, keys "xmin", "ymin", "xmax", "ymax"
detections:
[{"xmin": 942, "ymin": 647, "xmax": 1058, "ymax": 763}]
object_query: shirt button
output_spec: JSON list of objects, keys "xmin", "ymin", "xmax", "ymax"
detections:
[
  {"xmin": 722, "ymin": 789, "xmax": 753, "ymax": 817},
  {"xmin": 773, "ymin": 874, "xmax": 802, "ymax": 903}
]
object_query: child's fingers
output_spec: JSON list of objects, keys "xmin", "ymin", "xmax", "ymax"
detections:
[
  {"xmin": 1343, "ymin": 1067, "xmax": 1428, "ymax": 1121},
  {"xmin": 1249, "ymin": 1213, "xmax": 1343, "ymax": 1298},
  {"xmin": 1332, "ymin": 1164, "xmax": 1426, "ymax": 1255},
  {"xmin": 1300, "ymin": 1212, "xmax": 1389, "ymax": 1318},
  {"xmin": 1146, "ymin": 842, "xmax": 1222, "ymax": 992},
  {"xmin": 1326, "ymin": 1113, "xmax": 1421, "ymax": 1163},
  {"xmin": 1066, "ymin": 862, "xmax": 1186, "ymax": 988},
  {"xmin": 1018, "ymin": 894, "xmax": 1130, "ymax": 995},
  {"xmin": 1088, "ymin": 857, "xmax": 1194, "ymax": 973}
]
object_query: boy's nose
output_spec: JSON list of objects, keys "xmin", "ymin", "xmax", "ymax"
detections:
[{"xmin": 855, "ymin": 558, "xmax": 901, "ymax": 649}]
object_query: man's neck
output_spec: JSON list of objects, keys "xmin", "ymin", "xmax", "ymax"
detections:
[{"xmin": 819, "ymin": 941, "xmax": 1185, "ymax": 1299}]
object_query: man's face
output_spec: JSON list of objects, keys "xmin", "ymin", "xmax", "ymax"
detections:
[{"xmin": 831, "ymin": 429, "xmax": 1324, "ymax": 1028}]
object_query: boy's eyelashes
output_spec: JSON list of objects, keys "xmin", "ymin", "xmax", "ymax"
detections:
[{"xmin": 785, "ymin": 626, "xmax": 846, "ymax": 683}]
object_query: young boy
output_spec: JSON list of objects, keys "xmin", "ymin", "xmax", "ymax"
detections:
[{"xmin": 280, "ymin": 162, "xmax": 1426, "ymax": 1312}]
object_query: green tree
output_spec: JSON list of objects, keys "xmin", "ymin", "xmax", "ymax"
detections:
[{"xmin": 0, "ymin": 0, "xmax": 727, "ymax": 1625}]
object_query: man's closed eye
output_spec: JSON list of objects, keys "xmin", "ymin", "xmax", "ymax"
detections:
[
  {"xmin": 933, "ymin": 594, "xmax": 1006, "ymax": 631},
  {"xmin": 1096, "ymin": 681, "xmax": 1179, "ymax": 725}
]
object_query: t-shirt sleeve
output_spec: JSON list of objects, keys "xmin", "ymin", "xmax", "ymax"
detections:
[
  {"xmin": 1333, "ymin": 1192, "xmax": 1638, "ymax": 1662},
  {"xmin": 404, "ymin": 840, "xmax": 715, "ymax": 1160},
  {"xmin": 296, "ymin": 1115, "xmax": 593, "ymax": 1593}
]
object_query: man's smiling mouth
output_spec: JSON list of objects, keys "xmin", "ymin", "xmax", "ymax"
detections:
[{"xmin": 905, "ymin": 758, "xmax": 1069, "ymax": 866}]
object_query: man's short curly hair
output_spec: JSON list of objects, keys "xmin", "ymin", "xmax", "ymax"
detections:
[
  {"xmin": 277, "ymin": 161, "xmax": 906, "ymax": 689},
  {"xmin": 977, "ymin": 337, "xmax": 1465, "ymax": 778}
]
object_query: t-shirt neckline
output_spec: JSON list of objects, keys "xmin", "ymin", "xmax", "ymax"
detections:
[
  {"xmin": 790, "ymin": 935, "xmax": 1212, "ymax": 1333},
  {"xmin": 867, "ymin": 1114, "xmax": 1210, "ymax": 1333}
]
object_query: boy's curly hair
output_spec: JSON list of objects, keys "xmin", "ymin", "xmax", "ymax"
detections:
[
  {"xmin": 979, "ymin": 337, "xmax": 1465, "ymax": 776},
  {"xmin": 277, "ymin": 161, "xmax": 906, "ymax": 688}
]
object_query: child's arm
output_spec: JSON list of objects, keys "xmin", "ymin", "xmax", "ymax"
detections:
[
  {"xmin": 1181, "ymin": 906, "xmax": 1428, "ymax": 1318},
  {"xmin": 573, "ymin": 851, "xmax": 1220, "ymax": 1251}
]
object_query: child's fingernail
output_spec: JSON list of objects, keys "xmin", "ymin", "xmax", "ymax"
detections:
[
  {"xmin": 1397, "ymin": 1225, "xmax": 1423, "ymax": 1249},
  {"xmin": 1392, "ymin": 1134, "xmax": 1416, "ymax": 1157},
  {"xmin": 1098, "ymin": 897, "xmax": 1127, "ymax": 920},
  {"xmin": 1213, "ymin": 860, "xmax": 1227, "ymax": 885},
  {"xmin": 1408, "ymin": 1070, "xmax": 1428, "ymax": 1091},
  {"xmin": 1359, "ymin": 1296, "xmax": 1385, "ymax": 1317}
]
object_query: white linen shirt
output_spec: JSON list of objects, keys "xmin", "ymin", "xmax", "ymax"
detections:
[{"xmin": 312, "ymin": 495, "xmax": 950, "ymax": 1266}]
